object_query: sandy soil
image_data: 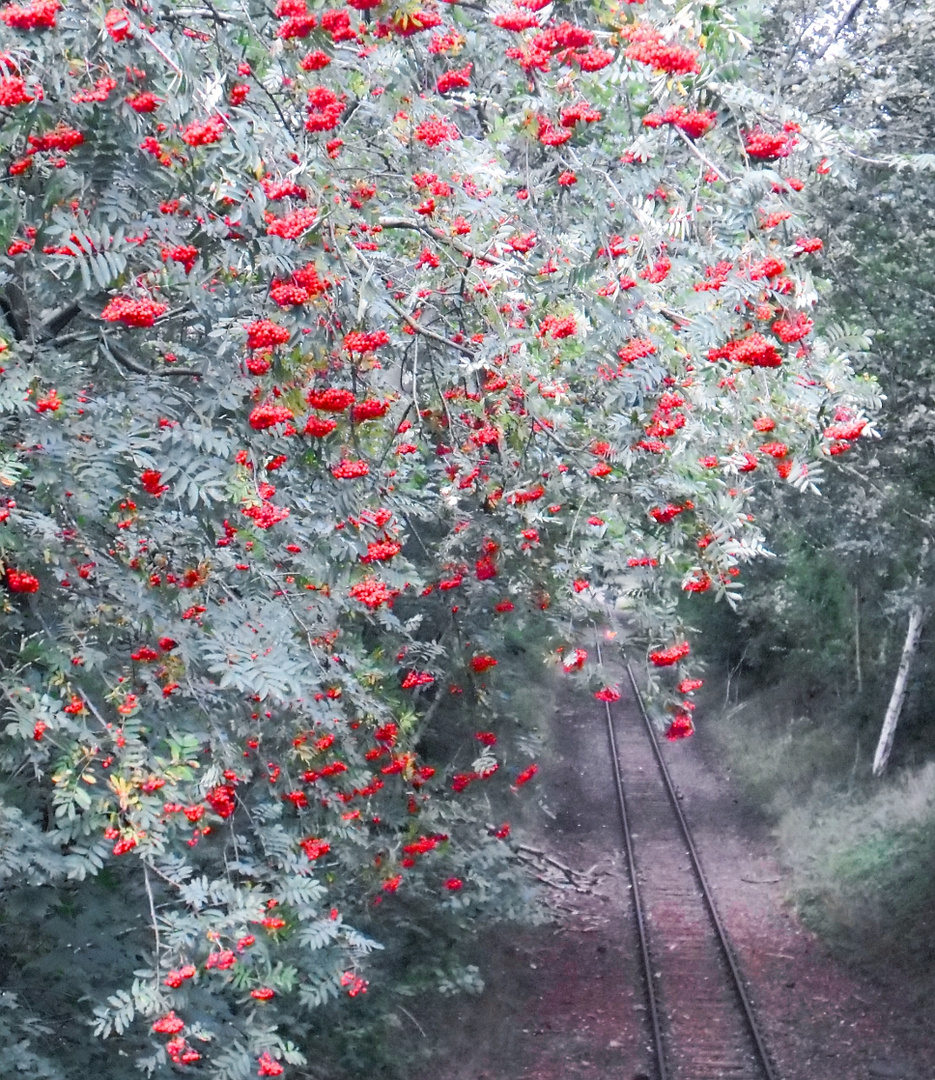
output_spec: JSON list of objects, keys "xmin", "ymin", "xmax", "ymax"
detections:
[{"xmin": 410, "ymin": 678, "xmax": 935, "ymax": 1080}]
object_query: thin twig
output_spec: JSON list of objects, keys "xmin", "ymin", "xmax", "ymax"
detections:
[
  {"xmin": 397, "ymin": 1004, "xmax": 427, "ymax": 1038},
  {"xmin": 142, "ymin": 32, "xmax": 183, "ymax": 75},
  {"xmin": 379, "ymin": 216, "xmax": 537, "ymax": 278},
  {"xmin": 531, "ymin": 417, "xmax": 576, "ymax": 456},
  {"xmin": 383, "ymin": 298, "xmax": 476, "ymax": 357},
  {"xmin": 673, "ymin": 126, "xmax": 735, "ymax": 183},
  {"xmin": 143, "ymin": 862, "xmax": 162, "ymax": 972}
]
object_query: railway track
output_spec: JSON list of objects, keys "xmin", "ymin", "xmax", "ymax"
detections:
[{"xmin": 597, "ymin": 640, "xmax": 779, "ymax": 1080}]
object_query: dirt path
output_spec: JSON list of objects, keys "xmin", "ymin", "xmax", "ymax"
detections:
[{"xmin": 411, "ymin": 677, "xmax": 935, "ymax": 1080}]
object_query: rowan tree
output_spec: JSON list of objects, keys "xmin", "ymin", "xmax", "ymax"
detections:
[{"xmin": 0, "ymin": 0, "xmax": 875, "ymax": 1075}]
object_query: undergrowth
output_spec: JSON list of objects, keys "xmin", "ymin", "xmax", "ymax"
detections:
[{"xmin": 707, "ymin": 681, "xmax": 935, "ymax": 996}]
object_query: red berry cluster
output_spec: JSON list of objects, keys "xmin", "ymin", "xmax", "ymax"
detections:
[
  {"xmin": 640, "ymin": 256, "xmax": 672, "ymax": 284},
  {"xmin": 536, "ymin": 117, "xmax": 572, "ymax": 146},
  {"xmin": 560, "ymin": 101, "xmax": 601, "ymax": 128},
  {"xmin": 348, "ymin": 578, "xmax": 396, "ymax": 609},
  {"xmin": 401, "ymin": 670, "xmax": 434, "ymax": 689},
  {"xmin": 104, "ymin": 7, "xmax": 132, "ymax": 41},
  {"xmin": 707, "ymin": 332, "xmax": 782, "ymax": 369},
  {"xmin": 306, "ymin": 85, "xmax": 344, "ymax": 131},
  {"xmin": 331, "ymin": 458, "xmax": 369, "ymax": 479},
  {"xmin": 743, "ymin": 127, "xmax": 796, "ymax": 161},
  {"xmin": 152, "ymin": 1012, "xmax": 185, "ymax": 1035},
  {"xmin": 436, "ymin": 63, "xmax": 472, "ymax": 94},
  {"xmin": 343, "ymin": 329, "xmax": 390, "ymax": 353},
  {"xmin": 361, "ymin": 539, "xmax": 401, "ymax": 563},
  {"xmin": 492, "ymin": 10, "xmax": 538, "ymax": 29},
  {"xmin": 242, "ymin": 501, "xmax": 290, "ymax": 528},
  {"xmin": 650, "ymin": 501, "xmax": 692, "ymax": 524},
  {"xmin": 649, "ymin": 641, "xmax": 691, "ymax": 667},
  {"xmin": 248, "ymin": 403, "xmax": 295, "ymax": 430},
  {"xmin": 578, "ymin": 45, "xmax": 614, "ymax": 71},
  {"xmin": 131, "ymin": 645, "xmax": 160, "ymax": 662},
  {"xmin": 351, "ymin": 398, "xmax": 389, "ymax": 423},
  {"xmin": 643, "ymin": 105, "xmax": 717, "ymax": 139},
  {"xmin": 140, "ymin": 469, "xmax": 168, "ymax": 496},
  {"xmin": 205, "ymin": 784, "xmax": 237, "ymax": 818},
  {"xmin": 274, "ymin": 0, "xmax": 317, "ymax": 39},
  {"xmin": 0, "ymin": 76, "xmax": 36, "ymax": 106},
  {"xmin": 0, "ymin": 0, "xmax": 59, "ymax": 31},
  {"xmin": 71, "ymin": 76, "xmax": 117, "ymax": 103},
  {"xmin": 300, "ymin": 49, "xmax": 331, "ymax": 70},
  {"xmin": 35, "ymin": 389, "xmax": 61, "ymax": 412},
  {"xmin": 307, "ymin": 387, "xmax": 355, "ymax": 412},
  {"xmin": 509, "ymin": 484, "xmax": 544, "ymax": 505},
  {"xmin": 413, "ymin": 115, "xmax": 460, "ymax": 147},
  {"xmin": 257, "ymin": 1052, "xmax": 284, "ymax": 1076},
  {"xmin": 161, "ymin": 244, "xmax": 198, "ymax": 274},
  {"xmin": 100, "ymin": 295, "xmax": 168, "ymax": 327},
  {"xmin": 772, "ymin": 311, "xmax": 813, "ymax": 343},
  {"xmin": 269, "ymin": 283, "xmax": 308, "ymax": 307},
  {"xmin": 126, "ymin": 91, "xmax": 161, "ymax": 113},
  {"xmin": 470, "ymin": 654, "xmax": 497, "ymax": 673},
  {"xmin": 299, "ymin": 836, "xmax": 330, "ymax": 860},
  {"xmin": 303, "ymin": 415, "xmax": 337, "ymax": 437},
  {"xmin": 625, "ymin": 28, "xmax": 700, "ymax": 75},
  {"xmin": 180, "ymin": 114, "xmax": 226, "ymax": 147},
  {"xmin": 6, "ymin": 568, "xmax": 39, "ymax": 593},
  {"xmin": 682, "ymin": 570, "xmax": 712, "ymax": 596},
  {"xmin": 665, "ymin": 711, "xmax": 695, "ymax": 741},
  {"xmin": 245, "ymin": 319, "xmax": 290, "ymax": 349},
  {"xmin": 514, "ymin": 763, "xmax": 538, "ymax": 787},
  {"xmin": 27, "ymin": 124, "xmax": 83, "ymax": 154},
  {"xmin": 265, "ymin": 206, "xmax": 318, "ymax": 239},
  {"xmin": 537, "ymin": 314, "xmax": 576, "ymax": 339},
  {"xmin": 617, "ymin": 337, "xmax": 657, "ymax": 366}
]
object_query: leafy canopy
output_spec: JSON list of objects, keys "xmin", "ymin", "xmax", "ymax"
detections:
[{"xmin": 0, "ymin": 0, "xmax": 874, "ymax": 1075}]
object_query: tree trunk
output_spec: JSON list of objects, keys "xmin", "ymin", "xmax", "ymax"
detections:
[
  {"xmin": 872, "ymin": 601, "xmax": 925, "ymax": 777},
  {"xmin": 854, "ymin": 580, "xmax": 863, "ymax": 695}
]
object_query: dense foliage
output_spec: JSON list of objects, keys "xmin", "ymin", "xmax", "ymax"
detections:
[
  {"xmin": 0, "ymin": 0, "xmax": 875, "ymax": 1075},
  {"xmin": 708, "ymin": 0, "xmax": 935, "ymax": 753},
  {"xmin": 685, "ymin": 0, "xmax": 935, "ymax": 995}
]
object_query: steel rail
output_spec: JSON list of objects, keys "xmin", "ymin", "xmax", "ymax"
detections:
[
  {"xmin": 619, "ymin": 652, "xmax": 781, "ymax": 1080},
  {"xmin": 596, "ymin": 640, "xmax": 668, "ymax": 1080}
]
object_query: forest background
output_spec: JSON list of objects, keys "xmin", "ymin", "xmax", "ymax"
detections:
[
  {"xmin": 699, "ymin": 0, "xmax": 935, "ymax": 1003},
  {"xmin": 0, "ymin": 0, "xmax": 933, "ymax": 1077}
]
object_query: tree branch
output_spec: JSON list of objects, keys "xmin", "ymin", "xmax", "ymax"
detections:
[
  {"xmin": 815, "ymin": 0, "xmax": 867, "ymax": 61},
  {"xmin": 99, "ymin": 333, "xmax": 202, "ymax": 378},
  {"xmin": 143, "ymin": 862, "xmax": 162, "ymax": 974},
  {"xmin": 673, "ymin": 126, "xmax": 736, "ymax": 183},
  {"xmin": 378, "ymin": 216, "xmax": 535, "ymax": 277},
  {"xmin": 383, "ymin": 298, "xmax": 476, "ymax": 357},
  {"xmin": 40, "ymin": 301, "xmax": 82, "ymax": 340}
]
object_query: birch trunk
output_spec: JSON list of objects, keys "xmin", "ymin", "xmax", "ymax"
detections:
[{"xmin": 872, "ymin": 601, "xmax": 925, "ymax": 777}]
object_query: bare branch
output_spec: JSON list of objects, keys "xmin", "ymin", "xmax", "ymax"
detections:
[{"xmin": 99, "ymin": 333, "xmax": 202, "ymax": 378}]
